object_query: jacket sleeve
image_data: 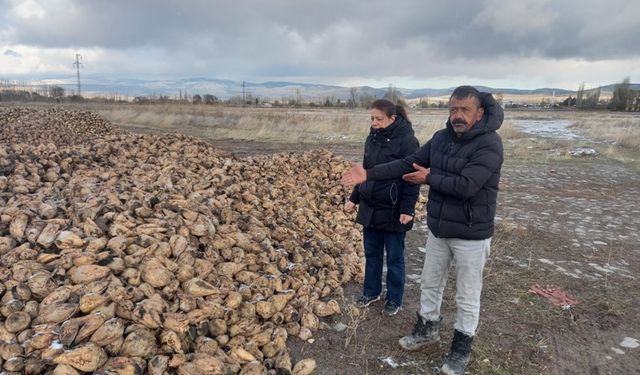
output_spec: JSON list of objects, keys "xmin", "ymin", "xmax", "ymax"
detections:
[
  {"xmin": 367, "ymin": 140, "xmax": 431, "ymax": 181},
  {"xmin": 348, "ymin": 185, "xmax": 360, "ymax": 204},
  {"xmin": 428, "ymin": 137, "xmax": 502, "ymax": 200},
  {"xmin": 398, "ymin": 137, "xmax": 421, "ymax": 215}
]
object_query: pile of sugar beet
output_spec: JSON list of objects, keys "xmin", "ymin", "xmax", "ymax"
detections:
[{"xmin": 0, "ymin": 106, "xmax": 382, "ymax": 375}]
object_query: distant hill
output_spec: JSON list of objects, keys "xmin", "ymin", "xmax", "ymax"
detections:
[
  {"xmin": 597, "ymin": 83, "xmax": 640, "ymax": 93},
  {"xmin": 6, "ymin": 76, "xmax": 635, "ymax": 101}
]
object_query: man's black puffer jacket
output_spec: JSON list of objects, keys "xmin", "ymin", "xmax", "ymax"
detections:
[
  {"xmin": 367, "ymin": 93, "xmax": 504, "ymax": 240},
  {"xmin": 349, "ymin": 116, "xmax": 420, "ymax": 232}
]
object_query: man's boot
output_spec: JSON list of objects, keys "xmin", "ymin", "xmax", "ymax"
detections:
[
  {"xmin": 398, "ymin": 312, "xmax": 441, "ymax": 350},
  {"xmin": 441, "ymin": 329, "xmax": 474, "ymax": 375}
]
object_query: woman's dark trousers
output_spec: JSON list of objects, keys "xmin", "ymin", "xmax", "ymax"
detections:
[{"xmin": 362, "ymin": 226, "xmax": 406, "ymax": 306}]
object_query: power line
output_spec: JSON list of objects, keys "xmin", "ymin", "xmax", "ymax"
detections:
[{"xmin": 73, "ymin": 53, "xmax": 83, "ymax": 96}]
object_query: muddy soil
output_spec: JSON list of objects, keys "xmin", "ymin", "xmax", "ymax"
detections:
[{"xmin": 200, "ymin": 137, "xmax": 640, "ymax": 375}]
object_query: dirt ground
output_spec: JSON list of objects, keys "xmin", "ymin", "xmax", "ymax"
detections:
[{"xmin": 190, "ymin": 135, "xmax": 640, "ymax": 375}]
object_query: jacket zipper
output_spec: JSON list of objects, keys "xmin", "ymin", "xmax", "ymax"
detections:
[
  {"xmin": 437, "ymin": 198, "xmax": 445, "ymax": 233},
  {"xmin": 464, "ymin": 201, "xmax": 473, "ymax": 227}
]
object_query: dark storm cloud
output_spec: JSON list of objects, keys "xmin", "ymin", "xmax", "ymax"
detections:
[
  {"xmin": 1, "ymin": 0, "xmax": 638, "ymax": 82},
  {"xmin": 4, "ymin": 0, "xmax": 637, "ymax": 56}
]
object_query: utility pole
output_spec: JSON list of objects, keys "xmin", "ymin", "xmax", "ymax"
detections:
[
  {"xmin": 242, "ymin": 81, "xmax": 246, "ymax": 107},
  {"xmin": 73, "ymin": 53, "xmax": 83, "ymax": 96}
]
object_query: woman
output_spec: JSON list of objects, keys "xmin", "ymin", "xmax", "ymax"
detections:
[{"xmin": 345, "ymin": 99, "xmax": 420, "ymax": 316}]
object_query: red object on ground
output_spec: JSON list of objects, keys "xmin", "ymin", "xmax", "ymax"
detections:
[{"xmin": 528, "ymin": 284, "xmax": 581, "ymax": 307}]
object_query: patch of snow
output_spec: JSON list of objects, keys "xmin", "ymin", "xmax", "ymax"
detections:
[
  {"xmin": 514, "ymin": 120, "xmax": 582, "ymax": 141},
  {"xmin": 620, "ymin": 337, "xmax": 639, "ymax": 349},
  {"xmin": 589, "ymin": 263, "xmax": 614, "ymax": 273},
  {"xmin": 333, "ymin": 322, "xmax": 348, "ymax": 333},
  {"xmin": 379, "ymin": 356, "xmax": 417, "ymax": 369},
  {"xmin": 538, "ymin": 258, "xmax": 582, "ymax": 278},
  {"xmin": 611, "ymin": 347, "xmax": 625, "ymax": 355},
  {"xmin": 618, "ymin": 259, "xmax": 630, "ymax": 266},
  {"xmin": 380, "ymin": 357, "xmax": 399, "ymax": 368},
  {"xmin": 569, "ymin": 147, "xmax": 597, "ymax": 157},
  {"xmin": 586, "ymin": 263, "xmax": 634, "ymax": 279}
]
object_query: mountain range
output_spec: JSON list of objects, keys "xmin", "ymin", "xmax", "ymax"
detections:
[{"xmin": 13, "ymin": 77, "xmax": 640, "ymax": 101}]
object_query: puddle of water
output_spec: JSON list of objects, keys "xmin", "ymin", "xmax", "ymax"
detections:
[{"xmin": 514, "ymin": 120, "xmax": 583, "ymax": 141}]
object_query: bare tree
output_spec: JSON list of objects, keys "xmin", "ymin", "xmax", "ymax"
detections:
[
  {"xmin": 609, "ymin": 77, "xmax": 632, "ymax": 111},
  {"xmin": 383, "ymin": 84, "xmax": 405, "ymax": 106},
  {"xmin": 576, "ymin": 82, "xmax": 585, "ymax": 108},
  {"xmin": 349, "ymin": 87, "xmax": 358, "ymax": 108},
  {"xmin": 203, "ymin": 94, "xmax": 218, "ymax": 104},
  {"xmin": 586, "ymin": 87, "xmax": 600, "ymax": 108},
  {"xmin": 50, "ymin": 86, "xmax": 65, "ymax": 101}
]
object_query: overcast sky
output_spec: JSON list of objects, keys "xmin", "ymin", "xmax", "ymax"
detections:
[{"xmin": 1, "ymin": 0, "xmax": 639, "ymax": 90}]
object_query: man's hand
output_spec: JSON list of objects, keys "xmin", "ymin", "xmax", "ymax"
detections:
[
  {"xmin": 341, "ymin": 162, "xmax": 367, "ymax": 186},
  {"xmin": 344, "ymin": 201, "xmax": 356, "ymax": 212},
  {"xmin": 399, "ymin": 214, "xmax": 414, "ymax": 225},
  {"xmin": 402, "ymin": 163, "xmax": 430, "ymax": 184}
]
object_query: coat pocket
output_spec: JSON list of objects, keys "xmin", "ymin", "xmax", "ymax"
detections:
[{"xmin": 464, "ymin": 201, "xmax": 474, "ymax": 228}]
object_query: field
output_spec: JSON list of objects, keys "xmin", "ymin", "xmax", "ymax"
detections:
[
  {"xmin": 2, "ymin": 102, "xmax": 639, "ymax": 374},
  {"xmin": 96, "ymin": 104, "xmax": 640, "ymax": 374}
]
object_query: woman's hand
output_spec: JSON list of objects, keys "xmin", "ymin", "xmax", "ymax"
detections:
[
  {"xmin": 344, "ymin": 201, "xmax": 356, "ymax": 212},
  {"xmin": 399, "ymin": 214, "xmax": 414, "ymax": 224}
]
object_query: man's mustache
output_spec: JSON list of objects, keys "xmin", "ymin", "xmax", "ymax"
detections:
[{"xmin": 452, "ymin": 119, "xmax": 467, "ymax": 125}]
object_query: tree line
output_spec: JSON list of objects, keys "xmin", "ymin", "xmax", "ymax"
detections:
[
  {"xmin": 560, "ymin": 77, "xmax": 639, "ymax": 111},
  {"xmin": 3, "ymin": 79, "xmax": 638, "ymax": 111}
]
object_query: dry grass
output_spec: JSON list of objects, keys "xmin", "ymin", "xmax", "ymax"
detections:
[
  {"xmin": 343, "ymin": 303, "xmax": 369, "ymax": 349},
  {"xmin": 569, "ymin": 116, "xmax": 640, "ymax": 149},
  {"xmin": 99, "ymin": 105, "xmax": 534, "ymax": 147},
  {"xmin": 90, "ymin": 104, "xmax": 640, "ymax": 164},
  {"xmin": 98, "ymin": 105, "xmax": 447, "ymax": 145}
]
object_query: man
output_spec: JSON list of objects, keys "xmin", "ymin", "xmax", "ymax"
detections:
[{"xmin": 341, "ymin": 85, "xmax": 504, "ymax": 375}]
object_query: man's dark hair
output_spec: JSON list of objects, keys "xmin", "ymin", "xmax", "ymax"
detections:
[{"xmin": 450, "ymin": 85, "xmax": 482, "ymax": 108}]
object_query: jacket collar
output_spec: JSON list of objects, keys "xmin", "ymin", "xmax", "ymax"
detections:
[{"xmin": 369, "ymin": 116, "xmax": 413, "ymax": 138}]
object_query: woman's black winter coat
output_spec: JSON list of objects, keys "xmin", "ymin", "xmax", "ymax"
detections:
[{"xmin": 349, "ymin": 117, "xmax": 420, "ymax": 232}]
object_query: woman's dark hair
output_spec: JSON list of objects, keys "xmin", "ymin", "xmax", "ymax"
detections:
[{"xmin": 371, "ymin": 99, "xmax": 410, "ymax": 122}]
